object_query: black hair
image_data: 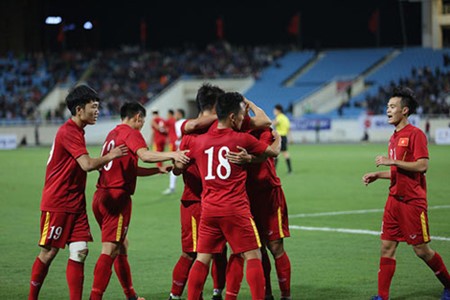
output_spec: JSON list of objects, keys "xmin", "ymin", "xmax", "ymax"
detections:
[
  {"xmin": 65, "ymin": 84, "xmax": 100, "ymax": 116},
  {"xmin": 120, "ymin": 101, "xmax": 146, "ymax": 120},
  {"xmin": 176, "ymin": 108, "xmax": 185, "ymax": 118},
  {"xmin": 168, "ymin": 109, "xmax": 174, "ymax": 115},
  {"xmin": 391, "ymin": 86, "xmax": 417, "ymax": 116},
  {"xmin": 274, "ymin": 104, "xmax": 284, "ymax": 113},
  {"xmin": 216, "ymin": 92, "xmax": 244, "ymax": 121},
  {"xmin": 196, "ymin": 83, "xmax": 224, "ymax": 112}
]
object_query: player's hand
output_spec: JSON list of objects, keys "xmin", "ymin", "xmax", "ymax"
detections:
[
  {"xmin": 110, "ymin": 144, "xmax": 128, "ymax": 158},
  {"xmin": 226, "ymin": 146, "xmax": 251, "ymax": 164},
  {"xmin": 375, "ymin": 155, "xmax": 393, "ymax": 167},
  {"xmin": 159, "ymin": 165, "xmax": 173, "ymax": 174},
  {"xmin": 362, "ymin": 172, "xmax": 378, "ymax": 186},
  {"xmin": 173, "ymin": 150, "xmax": 190, "ymax": 164}
]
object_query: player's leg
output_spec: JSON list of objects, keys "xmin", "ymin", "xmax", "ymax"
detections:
[
  {"xmin": 114, "ymin": 239, "xmax": 145, "ymax": 300},
  {"xmin": 29, "ymin": 246, "xmax": 59, "ymax": 300},
  {"xmin": 225, "ymin": 253, "xmax": 245, "ymax": 300},
  {"xmin": 67, "ymin": 240, "xmax": 89, "ymax": 300},
  {"xmin": 169, "ymin": 201, "xmax": 200, "ymax": 299},
  {"xmin": 242, "ymin": 249, "xmax": 265, "ymax": 300},
  {"xmin": 413, "ymin": 243, "xmax": 450, "ymax": 292},
  {"xmin": 211, "ymin": 245, "xmax": 228, "ymax": 299},
  {"xmin": 90, "ymin": 241, "xmax": 120, "ymax": 300},
  {"xmin": 266, "ymin": 187, "xmax": 291, "ymax": 299},
  {"xmin": 375, "ymin": 239, "xmax": 398, "ymax": 300},
  {"xmin": 267, "ymin": 239, "xmax": 291, "ymax": 300},
  {"xmin": 188, "ymin": 253, "xmax": 213, "ymax": 300},
  {"xmin": 282, "ymin": 151, "xmax": 292, "ymax": 174},
  {"xmin": 169, "ymin": 251, "xmax": 196, "ymax": 299},
  {"xmin": 260, "ymin": 247, "xmax": 273, "ymax": 300},
  {"xmin": 402, "ymin": 201, "xmax": 450, "ymax": 298}
]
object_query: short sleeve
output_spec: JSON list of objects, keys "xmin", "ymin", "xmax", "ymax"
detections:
[
  {"xmin": 127, "ymin": 130, "xmax": 148, "ymax": 154},
  {"xmin": 413, "ymin": 130, "xmax": 429, "ymax": 160},
  {"xmin": 63, "ymin": 128, "xmax": 88, "ymax": 159}
]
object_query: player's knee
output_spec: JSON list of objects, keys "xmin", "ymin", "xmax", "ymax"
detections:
[
  {"xmin": 39, "ymin": 246, "xmax": 59, "ymax": 264},
  {"xmin": 182, "ymin": 252, "xmax": 196, "ymax": 260},
  {"xmin": 268, "ymin": 239, "xmax": 285, "ymax": 258},
  {"xmin": 69, "ymin": 241, "xmax": 89, "ymax": 263},
  {"xmin": 413, "ymin": 244, "xmax": 434, "ymax": 261}
]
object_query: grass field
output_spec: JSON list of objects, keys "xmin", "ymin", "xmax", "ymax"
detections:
[{"xmin": 1, "ymin": 143, "xmax": 449, "ymax": 299}]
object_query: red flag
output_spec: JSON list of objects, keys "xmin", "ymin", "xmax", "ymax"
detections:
[
  {"xmin": 287, "ymin": 12, "xmax": 300, "ymax": 36},
  {"xmin": 368, "ymin": 9, "xmax": 379, "ymax": 34},
  {"xmin": 57, "ymin": 23, "xmax": 65, "ymax": 43},
  {"xmin": 216, "ymin": 17, "xmax": 224, "ymax": 39},
  {"xmin": 140, "ymin": 19, "xmax": 147, "ymax": 44}
]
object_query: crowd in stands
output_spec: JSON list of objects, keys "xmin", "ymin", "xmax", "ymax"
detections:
[
  {"xmin": 3, "ymin": 44, "xmax": 450, "ymax": 123},
  {"xmin": 0, "ymin": 42, "xmax": 286, "ymax": 122},
  {"xmin": 0, "ymin": 51, "xmax": 91, "ymax": 123},
  {"xmin": 360, "ymin": 66, "xmax": 450, "ymax": 116}
]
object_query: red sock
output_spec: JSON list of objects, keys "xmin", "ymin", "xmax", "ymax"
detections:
[
  {"xmin": 378, "ymin": 257, "xmax": 396, "ymax": 300},
  {"xmin": 187, "ymin": 260, "xmax": 209, "ymax": 300},
  {"xmin": 261, "ymin": 251, "xmax": 272, "ymax": 297},
  {"xmin": 426, "ymin": 252, "xmax": 450, "ymax": 289},
  {"xmin": 66, "ymin": 259, "xmax": 84, "ymax": 300},
  {"xmin": 225, "ymin": 254, "xmax": 244, "ymax": 300},
  {"xmin": 29, "ymin": 257, "xmax": 49, "ymax": 300},
  {"xmin": 170, "ymin": 255, "xmax": 194, "ymax": 297},
  {"xmin": 90, "ymin": 254, "xmax": 114, "ymax": 300},
  {"xmin": 212, "ymin": 247, "xmax": 228, "ymax": 290},
  {"xmin": 275, "ymin": 252, "xmax": 291, "ymax": 298},
  {"xmin": 246, "ymin": 258, "xmax": 265, "ymax": 300},
  {"xmin": 114, "ymin": 254, "xmax": 137, "ymax": 298}
]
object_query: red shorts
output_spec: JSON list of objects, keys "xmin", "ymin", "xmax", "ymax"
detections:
[
  {"xmin": 197, "ymin": 214, "xmax": 261, "ymax": 255},
  {"xmin": 180, "ymin": 201, "xmax": 201, "ymax": 253},
  {"xmin": 92, "ymin": 188, "xmax": 131, "ymax": 243},
  {"xmin": 381, "ymin": 196, "xmax": 430, "ymax": 245},
  {"xmin": 250, "ymin": 186, "xmax": 290, "ymax": 243},
  {"xmin": 38, "ymin": 211, "xmax": 92, "ymax": 249},
  {"xmin": 152, "ymin": 140, "xmax": 166, "ymax": 152}
]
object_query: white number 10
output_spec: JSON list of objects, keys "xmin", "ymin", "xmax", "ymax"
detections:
[{"xmin": 204, "ymin": 146, "xmax": 231, "ymax": 180}]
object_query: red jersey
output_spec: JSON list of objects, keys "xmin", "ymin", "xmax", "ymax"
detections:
[
  {"xmin": 97, "ymin": 124, "xmax": 148, "ymax": 195},
  {"xmin": 152, "ymin": 116, "xmax": 167, "ymax": 144},
  {"xmin": 41, "ymin": 119, "xmax": 89, "ymax": 213},
  {"xmin": 165, "ymin": 117, "xmax": 177, "ymax": 145},
  {"xmin": 183, "ymin": 127, "xmax": 268, "ymax": 217},
  {"xmin": 388, "ymin": 124, "xmax": 428, "ymax": 203},
  {"xmin": 246, "ymin": 128, "xmax": 281, "ymax": 191},
  {"xmin": 178, "ymin": 115, "xmax": 252, "ymax": 202}
]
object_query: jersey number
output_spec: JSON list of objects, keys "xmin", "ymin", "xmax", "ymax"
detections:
[
  {"xmin": 204, "ymin": 146, "xmax": 231, "ymax": 180},
  {"xmin": 101, "ymin": 140, "xmax": 115, "ymax": 171},
  {"xmin": 47, "ymin": 226, "xmax": 63, "ymax": 240}
]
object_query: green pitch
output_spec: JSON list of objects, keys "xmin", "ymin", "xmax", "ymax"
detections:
[{"xmin": 1, "ymin": 143, "xmax": 449, "ymax": 299}]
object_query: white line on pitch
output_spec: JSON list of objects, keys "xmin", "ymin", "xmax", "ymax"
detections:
[
  {"xmin": 290, "ymin": 205, "xmax": 450, "ymax": 219},
  {"xmin": 289, "ymin": 225, "xmax": 450, "ymax": 242}
]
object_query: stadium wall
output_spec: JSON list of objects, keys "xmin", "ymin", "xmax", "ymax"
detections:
[{"xmin": 1, "ymin": 118, "xmax": 448, "ymax": 147}]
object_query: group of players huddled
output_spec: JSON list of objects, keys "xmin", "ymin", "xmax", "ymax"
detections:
[{"xmin": 28, "ymin": 83, "xmax": 292, "ymax": 300}]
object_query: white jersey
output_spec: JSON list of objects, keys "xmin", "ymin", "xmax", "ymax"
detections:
[{"xmin": 174, "ymin": 118, "xmax": 186, "ymax": 149}]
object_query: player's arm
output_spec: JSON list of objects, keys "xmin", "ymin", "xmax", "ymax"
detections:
[
  {"xmin": 76, "ymin": 145, "xmax": 128, "ymax": 172},
  {"xmin": 375, "ymin": 156, "xmax": 428, "ymax": 173},
  {"xmin": 183, "ymin": 114, "xmax": 217, "ymax": 134},
  {"xmin": 263, "ymin": 129, "xmax": 281, "ymax": 157},
  {"xmin": 245, "ymin": 98, "xmax": 271, "ymax": 129},
  {"xmin": 136, "ymin": 148, "xmax": 189, "ymax": 164},
  {"xmin": 137, "ymin": 165, "xmax": 173, "ymax": 177},
  {"xmin": 227, "ymin": 130, "xmax": 281, "ymax": 164},
  {"xmin": 362, "ymin": 170, "xmax": 391, "ymax": 186}
]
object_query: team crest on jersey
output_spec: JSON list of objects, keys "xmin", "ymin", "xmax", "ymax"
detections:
[{"xmin": 398, "ymin": 138, "xmax": 409, "ymax": 147}]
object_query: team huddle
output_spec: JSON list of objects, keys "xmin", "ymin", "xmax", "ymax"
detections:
[{"xmin": 28, "ymin": 84, "xmax": 450, "ymax": 300}]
